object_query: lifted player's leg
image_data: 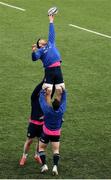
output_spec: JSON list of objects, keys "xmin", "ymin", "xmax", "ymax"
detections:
[
  {"xmin": 42, "ymin": 83, "xmax": 53, "ymax": 105},
  {"xmin": 55, "ymin": 83, "xmax": 65, "ymax": 102}
]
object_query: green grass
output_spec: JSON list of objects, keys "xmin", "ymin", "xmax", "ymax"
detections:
[{"xmin": 0, "ymin": 0, "xmax": 111, "ymax": 178}]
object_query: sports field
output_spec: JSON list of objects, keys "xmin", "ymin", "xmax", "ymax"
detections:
[{"xmin": 0, "ymin": 0, "xmax": 111, "ymax": 179}]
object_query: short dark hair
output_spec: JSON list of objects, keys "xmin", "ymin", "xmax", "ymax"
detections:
[
  {"xmin": 36, "ymin": 38, "xmax": 41, "ymax": 49},
  {"xmin": 52, "ymin": 99, "xmax": 60, "ymax": 111}
]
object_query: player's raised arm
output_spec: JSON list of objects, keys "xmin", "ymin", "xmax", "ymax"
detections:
[
  {"xmin": 59, "ymin": 90, "xmax": 67, "ymax": 113},
  {"xmin": 39, "ymin": 90, "xmax": 51, "ymax": 114},
  {"xmin": 48, "ymin": 15, "xmax": 55, "ymax": 44}
]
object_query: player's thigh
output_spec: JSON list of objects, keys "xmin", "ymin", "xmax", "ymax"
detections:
[
  {"xmin": 39, "ymin": 140, "xmax": 47, "ymax": 151},
  {"xmin": 44, "ymin": 68, "xmax": 54, "ymax": 84},
  {"xmin": 27, "ymin": 123, "xmax": 38, "ymax": 139},
  {"xmin": 39, "ymin": 132, "xmax": 49, "ymax": 151},
  {"xmin": 54, "ymin": 67, "xmax": 65, "ymax": 90},
  {"xmin": 50, "ymin": 135, "xmax": 60, "ymax": 153},
  {"xmin": 35, "ymin": 125, "xmax": 43, "ymax": 138},
  {"xmin": 40, "ymin": 132, "xmax": 49, "ymax": 144}
]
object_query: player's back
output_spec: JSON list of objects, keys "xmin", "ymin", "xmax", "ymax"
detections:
[{"xmin": 44, "ymin": 107, "xmax": 63, "ymax": 130}]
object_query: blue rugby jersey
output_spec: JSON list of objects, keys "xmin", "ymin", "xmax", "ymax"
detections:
[
  {"xmin": 32, "ymin": 23, "xmax": 61, "ymax": 68},
  {"xmin": 39, "ymin": 90, "xmax": 67, "ymax": 130}
]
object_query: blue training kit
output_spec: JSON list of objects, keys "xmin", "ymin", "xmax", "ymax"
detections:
[
  {"xmin": 32, "ymin": 23, "xmax": 61, "ymax": 68},
  {"xmin": 39, "ymin": 90, "xmax": 67, "ymax": 131}
]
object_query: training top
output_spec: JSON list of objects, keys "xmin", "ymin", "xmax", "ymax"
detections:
[
  {"xmin": 30, "ymin": 93, "xmax": 44, "ymax": 123},
  {"xmin": 39, "ymin": 90, "xmax": 66, "ymax": 133},
  {"xmin": 29, "ymin": 82, "xmax": 44, "ymax": 125},
  {"xmin": 32, "ymin": 23, "xmax": 61, "ymax": 68}
]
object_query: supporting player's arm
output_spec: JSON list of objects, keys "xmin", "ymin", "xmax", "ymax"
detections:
[
  {"xmin": 59, "ymin": 90, "xmax": 67, "ymax": 113},
  {"xmin": 39, "ymin": 90, "xmax": 51, "ymax": 114}
]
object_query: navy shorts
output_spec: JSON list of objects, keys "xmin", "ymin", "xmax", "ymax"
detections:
[
  {"xmin": 27, "ymin": 123, "xmax": 43, "ymax": 139},
  {"xmin": 40, "ymin": 131, "xmax": 60, "ymax": 144},
  {"xmin": 44, "ymin": 66, "xmax": 64, "ymax": 84}
]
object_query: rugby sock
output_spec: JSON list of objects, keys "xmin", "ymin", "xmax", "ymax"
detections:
[
  {"xmin": 39, "ymin": 151, "xmax": 46, "ymax": 165},
  {"xmin": 53, "ymin": 153, "xmax": 60, "ymax": 166},
  {"xmin": 36, "ymin": 145, "xmax": 39, "ymax": 153},
  {"xmin": 23, "ymin": 153, "xmax": 28, "ymax": 158}
]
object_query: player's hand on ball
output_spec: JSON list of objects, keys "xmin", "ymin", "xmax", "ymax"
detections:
[
  {"xmin": 48, "ymin": 7, "xmax": 58, "ymax": 23},
  {"xmin": 32, "ymin": 44, "xmax": 37, "ymax": 51},
  {"xmin": 49, "ymin": 15, "xmax": 54, "ymax": 23}
]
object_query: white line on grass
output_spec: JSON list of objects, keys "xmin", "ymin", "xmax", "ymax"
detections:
[
  {"xmin": 0, "ymin": 1, "xmax": 26, "ymax": 11},
  {"xmin": 69, "ymin": 24, "xmax": 111, "ymax": 39}
]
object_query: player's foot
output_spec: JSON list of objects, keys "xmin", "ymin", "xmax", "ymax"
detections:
[
  {"xmin": 52, "ymin": 165, "xmax": 58, "ymax": 175},
  {"xmin": 19, "ymin": 155, "xmax": 27, "ymax": 166},
  {"xmin": 34, "ymin": 154, "xmax": 42, "ymax": 164},
  {"xmin": 41, "ymin": 164, "xmax": 48, "ymax": 173}
]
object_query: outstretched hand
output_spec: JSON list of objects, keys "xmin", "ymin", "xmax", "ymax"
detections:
[
  {"xmin": 49, "ymin": 15, "xmax": 54, "ymax": 23},
  {"xmin": 32, "ymin": 44, "xmax": 37, "ymax": 51}
]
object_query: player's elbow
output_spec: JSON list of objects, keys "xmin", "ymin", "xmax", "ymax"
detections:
[
  {"xmin": 32, "ymin": 58, "xmax": 36, "ymax": 61},
  {"xmin": 32, "ymin": 53, "xmax": 37, "ymax": 61}
]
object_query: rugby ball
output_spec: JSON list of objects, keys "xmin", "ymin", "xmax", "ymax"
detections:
[{"xmin": 48, "ymin": 7, "xmax": 58, "ymax": 16}]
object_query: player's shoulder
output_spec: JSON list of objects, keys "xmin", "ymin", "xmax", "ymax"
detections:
[
  {"xmin": 37, "ymin": 47, "xmax": 44, "ymax": 54},
  {"xmin": 48, "ymin": 41, "xmax": 55, "ymax": 47}
]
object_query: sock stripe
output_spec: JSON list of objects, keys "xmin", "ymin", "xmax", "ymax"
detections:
[{"xmin": 39, "ymin": 151, "xmax": 45, "ymax": 156}]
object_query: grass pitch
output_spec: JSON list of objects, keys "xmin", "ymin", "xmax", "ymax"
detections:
[{"xmin": 0, "ymin": 0, "xmax": 111, "ymax": 178}]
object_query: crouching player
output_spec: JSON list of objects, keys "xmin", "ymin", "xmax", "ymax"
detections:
[
  {"xmin": 38, "ymin": 88, "xmax": 67, "ymax": 175},
  {"xmin": 19, "ymin": 81, "xmax": 44, "ymax": 166},
  {"xmin": 32, "ymin": 15, "xmax": 65, "ymax": 105}
]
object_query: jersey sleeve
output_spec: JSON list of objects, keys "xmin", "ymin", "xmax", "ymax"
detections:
[
  {"xmin": 39, "ymin": 90, "xmax": 51, "ymax": 114},
  {"xmin": 48, "ymin": 23, "xmax": 55, "ymax": 45},
  {"xmin": 32, "ymin": 50, "xmax": 41, "ymax": 61},
  {"xmin": 59, "ymin": 91, "xmax": 67, "ymax": 114}
]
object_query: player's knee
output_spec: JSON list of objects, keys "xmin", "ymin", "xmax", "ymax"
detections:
[
  {"xmin": 39, "ymin": 141, "xmax": 47, "ymax": 151},
  {"xmin": 27, "ymin": 138, "xmax": 33, "ymax": 145},
  {"xmin": 53, "ymin": 150, "xmax": 59, "ymax": 154},
  {"xmin": 42, "ymin": 83, "xmax": 53, "ymax": 91},
  {"xmin": 55, "ymin": 83, "xmax": 65, "ymax": 101},
  {"xmin": 55, "ymin": 83, "xmax": 65, "ymax": 91}
]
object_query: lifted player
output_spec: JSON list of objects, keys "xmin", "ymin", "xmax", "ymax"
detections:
[{"xmin": 32, "ymin": 15, "xmax": 65, "ymax": 105}]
